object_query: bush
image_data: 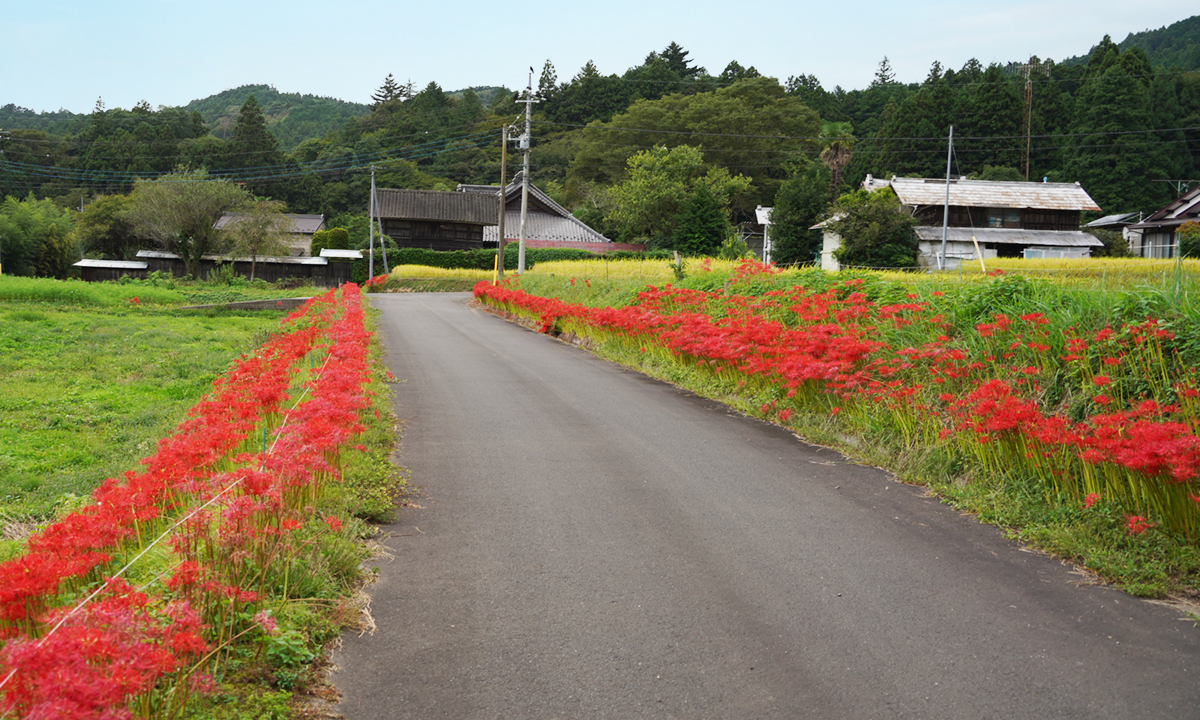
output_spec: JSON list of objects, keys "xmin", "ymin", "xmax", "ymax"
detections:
[
  {"xmin": 828, "ymin": 187, "xmax": 919, "ymax": 269},
  {"xmin": 310, "ymin": 227, "xmax": 350, "ymax": 256},
  {"xmin": 1180, "ymin": 220, "xmax": 1200, "ymax": 259}
]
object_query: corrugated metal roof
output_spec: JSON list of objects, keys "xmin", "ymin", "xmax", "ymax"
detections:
[
  {"xmin": 914, "ymin": 227, "xmax": 1103, "ymax": 247},
  {"xmin": 1086, "ymin": 212, "xmax": 1139, "ymax": 227},
  {"xmin": 319, "ymin": 249, "xmax": 364, "ymax": 259},
  {"xmin": 134, "ymin": 249, "xmax": 327, "ymax": 265},
  {"xmin": 74, "ymin": 259, "xmax": 148, "ymax": 269},
  {"xmin": 890, "ymin": 177, "xmax": 1101, "ymax": 211},
  {"xmin": 376, "ymin": 189, "xmax": 498, "ymax": 225}
]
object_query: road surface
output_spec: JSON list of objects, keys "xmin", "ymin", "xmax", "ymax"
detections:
[{"xmin": 333, "ymin": 292, "xmax": 1199, "ymax": 719}]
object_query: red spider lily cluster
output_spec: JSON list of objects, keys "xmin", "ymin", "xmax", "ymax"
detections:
[
  {"xmin": 476, "ymin": 262, "xmax": 1200, "ymax": 541},
  {"xmin": 0, "ymin": 284, "xmax": 375, "ymax": 719}
]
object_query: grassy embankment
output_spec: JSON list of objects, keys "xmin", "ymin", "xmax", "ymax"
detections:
[{"xmin": 478, "ymin": 256, "xmax": 1200, "ymax": 600}]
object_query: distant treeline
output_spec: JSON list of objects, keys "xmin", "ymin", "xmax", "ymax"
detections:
[{"xmin": 0, "ymin": 16, "xmax": 1197, "ymax": 251}]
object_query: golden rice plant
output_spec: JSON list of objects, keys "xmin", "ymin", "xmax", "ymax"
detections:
[
  {"xmin": 528, "ymin": 257, "xmax": 745, "ymax": 282},
  {"xmin": 387, "ymin": 265, "xmax": 495, "ymax": 280}
]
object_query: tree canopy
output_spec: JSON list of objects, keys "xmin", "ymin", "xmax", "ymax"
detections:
[
  {"xmin": 123, "ymin": 170, "xmax": 251, "ymax": 277},
  {"xmin": 826, "ymin": 187, "xmax": 919, "ymax": 269}
]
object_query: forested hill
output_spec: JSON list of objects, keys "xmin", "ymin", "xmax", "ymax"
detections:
[
  {"xmin": 1061, "ymin": 14, "xmax": 1199, "ymax": 70},
  {"xmin": 0, "ymin": 105, "xmax": 88, "ymax": 136},
  {"xmin": 182, "ymin": 85, "xmax": 370, "ymax": 151}
]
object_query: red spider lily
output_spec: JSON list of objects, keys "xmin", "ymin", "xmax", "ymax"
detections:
[
  {"xmin": 475, "ymin": 278, "xmax": 1200, "ymax": 540},
  {"xmin": 1125, "ymin": 516, "xmax": 1155, "ymax": 535},
  {"xmin": 0, "ymin": 284, "xmax": 377, "ymax": 717}
]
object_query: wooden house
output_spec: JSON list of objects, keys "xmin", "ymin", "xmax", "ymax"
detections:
[
  {"xmin": 213, "ymin": 213, "xmax": 326, "ymax": 257},
  {"xmin": 817, "ymin": 176, "xmax": 1103, "ymax": 271},
  {"xmin": 456, "ymin": 178, "xmax": 641, "ymax": 251},
  {"xmin": 374, "ymin": 189, "xmax": 498, "ymax": 251},
  {"xmin": 1127, "ymin": 185, "xmax": 1200, "ymax": 258}
]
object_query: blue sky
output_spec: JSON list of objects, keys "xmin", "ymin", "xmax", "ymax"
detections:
[{"xmin": 2, "ymin": 1, "xmax": 1193, "ymax": 114}]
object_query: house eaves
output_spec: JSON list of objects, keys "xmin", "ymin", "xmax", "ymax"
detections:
[
  {"xmin": 889, "ymin": 177, "xmax": 1101, "ymax": 212},
  {"xmin": 914, "ymin": 227, "xmax": 1103, "ymax": 247}
]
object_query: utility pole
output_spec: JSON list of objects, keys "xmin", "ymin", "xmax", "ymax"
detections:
[
  {"xmin": 368, "ymin": 166, "xmax": 376, "ymax": 279},
  {"xmin": 939, "ymin": 126, "xmax": 953, "ymax": 271},
  {"xmin": 373, "ymin": 167, "xmax": 389, "ymax": 275},
  {"xmin": 516, "ymin": 68, "xmax": 538, "ymax": 275},
  {"xmin": 497, "ymin": 125, "xmax": 509, "ymax": 282},
  {"xmin": 1018, "ymin": 57, "xmax": 1049, "ymax": 181},
  {"xmin": 0, "ymin": 130, "xmax": 6, "ymax": 275}
]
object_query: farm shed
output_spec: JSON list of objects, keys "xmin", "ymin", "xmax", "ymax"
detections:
[
  {"xmin": 133, "ymin": 250, "xmax": 352, "ymax": 287},
  {"xmin": 73, "ymin": 259, "xmax": 149, "ymax": 282}
]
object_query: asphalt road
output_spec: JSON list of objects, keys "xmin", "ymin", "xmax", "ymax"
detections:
[{"xmin": 333, "ymin": 292, "xmax": 1199, "ymax": 719}]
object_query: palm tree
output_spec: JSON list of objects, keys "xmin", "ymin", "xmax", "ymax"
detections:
[{"xmin": 818, "ymin": 122, "xmax": 855, "ymax": 199}]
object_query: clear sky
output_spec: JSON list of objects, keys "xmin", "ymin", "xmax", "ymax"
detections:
[{"xmin": 2, "ymin": 1, "xmax": 1192, "ymax": 114}]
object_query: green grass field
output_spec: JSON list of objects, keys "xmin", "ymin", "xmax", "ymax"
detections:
[{"xmin": 0, "ymin": 278, "xmax": 291, "ymax": 519}]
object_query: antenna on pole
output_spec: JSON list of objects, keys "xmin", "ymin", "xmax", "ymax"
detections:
[{"xmin": 516, "ymin": 68, "xmax": 539, "ymax": 275}]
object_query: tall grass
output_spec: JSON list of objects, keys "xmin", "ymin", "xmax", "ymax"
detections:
[{"xmin": 0, "ymin": 276, "xmax": 183, "ymax": 306}]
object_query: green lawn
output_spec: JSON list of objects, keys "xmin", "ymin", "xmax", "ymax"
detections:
[{"xmin": 0, "ymin": 304, "xmax": 285, "ymax": 518}]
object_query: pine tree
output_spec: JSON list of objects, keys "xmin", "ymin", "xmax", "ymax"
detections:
[
  {"xmin": 871, "ymin": 57, "xmax": 896, "ymax": 86},
  {"xmin": 1068, "ymin": 45, "xmax": 1172, "ymax": 212},
  {"xmin": 372, "ymin": 74, "xmax": 402, "ymax": 105},
  {"xmin": 538, "ymin": 61, "xmax": 558, "ymax": 100},
  {"xmin": 230, "ymin": 95, "xmax": 280, "ymax": 164}
]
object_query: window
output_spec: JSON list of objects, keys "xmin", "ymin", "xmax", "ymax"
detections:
[{"xmin": 985, "ymin": 208, "xmax": 1022, "ymax": 228}]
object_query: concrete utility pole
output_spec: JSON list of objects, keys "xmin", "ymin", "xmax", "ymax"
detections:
[
  {"xmin": 516, "ymin": 68, "xmax": 538, "ymax": 275},
  {"xmin": 497, "ymin": 125, "xmax": 509, "ymax": 281},
  {"xmin": 939, "ymin": 126, "xmax": 953, "ymax": 271},
  {"xmin": 373, "ymin": 167, "xmax": 389, "ymax": 275},
  {"xmin": 368, "ymin": 166, "xmax": 376, "ymax": 279}
]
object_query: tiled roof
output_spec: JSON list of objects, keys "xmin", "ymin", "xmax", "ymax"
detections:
[
  {"xmin": 1130, "ymin": 185, "xmax": 1200, "ymax": 229},
  {"xmin": 914, "ymin": 227, "xmax": 1103, "ymax": 247},
  {"xmin": 887, "ymin": 177, "xmax": 1101, "ymax": 212},
  {"xmin": 457, "ymin": 181, "xmax": 611, "ymax": 243},
  {"xmin": 376, "ymin": 189, "xmax": 498, "ymax": 225},
  {"xmin": 214, "ymin": 213, "xmax": 326, "ymax": 234}
]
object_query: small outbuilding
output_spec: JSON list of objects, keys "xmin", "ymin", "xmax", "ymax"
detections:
[{"xmin": 73, "ymin": 259, "xmax": 149, "ymax": 282}]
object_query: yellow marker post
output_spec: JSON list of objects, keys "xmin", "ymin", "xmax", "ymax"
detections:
[{"xmin": 971, "ymin": 236, "xmax": 987, "ymax": 273}]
